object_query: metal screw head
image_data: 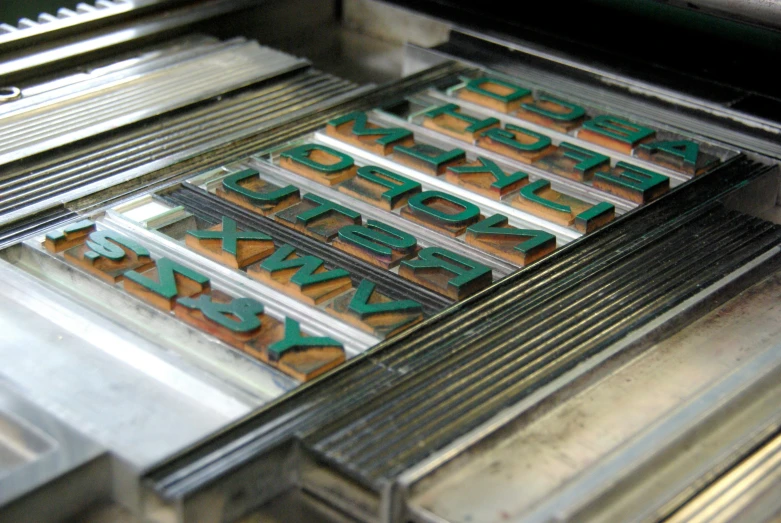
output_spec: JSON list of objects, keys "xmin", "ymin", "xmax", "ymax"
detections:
[{"xmin": 0, "ymin": 86, "xmax": 22, "ymax": 103}]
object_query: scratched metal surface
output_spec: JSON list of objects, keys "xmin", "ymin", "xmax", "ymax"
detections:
[{"xmin": 406, "ymin": 263, "xmax": 781, "ymax": 523}]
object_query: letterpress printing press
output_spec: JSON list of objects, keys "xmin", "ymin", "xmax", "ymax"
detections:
[{"xmin": 1, "ymin": 1, "xmax": 781, "ymax": 521}]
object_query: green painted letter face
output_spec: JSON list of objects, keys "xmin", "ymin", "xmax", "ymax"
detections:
[
  {"xmin": 187, "ymin": 217, "xmax": 271, "ymax": 256},
  {"xmin": 222, "ymin": 169, "xmax": 299, "ymax": 205},
  {"xmin": 423, "ymin": 103, "xmax": 499, "ymax": 134},
  {"xmin": 45, "ymin": 219, "xmax": 95, "ymax": 243},
  {"xmin": 483, "ymin": 126, "xmax": 551, "ymax": 152},
  {"xmin": 520, "ymin": 180, "xmax": 571, "ymax": 213},
  {"xmin": 281, "ymin": 144, "xmax": 354, "ymax": 173},
  {"xmin": 401, "ymin": 247, "xmax": 491, "ymax": 299},
  {"xmin": 338, "ymin": 220, "xmax": 417, "ymax": 257},
  {"xmin": 394, "ymin": 143, "xmax": 466, "ymax": 174},
  {"xmin": 597, "ymin": 162, "xmax": 668, "ymax": 191},
  {"xmin": 85, "ymin": 231, "xmax": 150, "ymax": 262},
  {"xmin": 638, "ymin": 140, "xmax": 699, "ymax": 167},
  {"xmin": 521, "ymin": 94, "xmax": 585, "ymax": 121},
  {"xmin": 560, "ymin": 143, "xmax": 610, "ymax": 174},
  {"xmin": 327, "ymin": 112, "xmax": 412, "ymax": 146},
  {"xmin": 177, "ymin": 295, "xmax": 264, "ymax": 334},
  {"xmin": 465, "ymin": 77, "xmax": 531, "ymax": 104},
  {"xmin": 581, "ymin": 115, "xmax": 655, "ymax": 146},
  {"xmin": 467, "ymin": 214, "xmax": 555, "ymax": 255},
  {"xmin": 125, "ymin": 258, "xmax": 210, "ymax": 299},
  {"xmin": 348, "ymin": 280, "xmax": 422, "ymax": 319},
  {"xmin": 294, "ymin": 194, "xmax": 361, "ymax": 225},
  {"xmin": 594, "ymin": 161, "xmax": 670, "ymax": 203},
  {"xmin": 407, "ymin": 191, "xmax": 481, "ymax": 226},
  {"xmin": 449, "ymin": 157, "xmax": 528, "ymax": 191},
  {"xmin": 267, "ymin": 318, "xmax": 342, "ymax": 361},
  {"xmin": 356, "ymin": 166, "xmax": 421, "ymax": 207},
  {"xmin": 260, "ymin": 245, "xmax": 350, "ymax": 288}
]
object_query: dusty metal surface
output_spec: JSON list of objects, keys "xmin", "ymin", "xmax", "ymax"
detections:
[{"xmin": 407, "ymin": 264, "xmax": 781, "ymax": 522}]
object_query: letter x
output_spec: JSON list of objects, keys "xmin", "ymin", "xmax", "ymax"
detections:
[{"xmin": 187, "ymin": 217, "xmax": 271, "ymax": 256}]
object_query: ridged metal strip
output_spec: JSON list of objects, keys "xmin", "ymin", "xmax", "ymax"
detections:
[
  {"xmin": 307, "ymin": 207, "xmax": 781, "ymax": 484},
  {"xmin": 0, "ymin": 40, "xmax": 307, "ymax": 166},
  {"xmin": 0, "ymin": 0, "xmax": 132, "ymax": 35},
  {"xmin": 0, "ymin": 70, "xmax": 354, "ymax": 216},
  {"xmin": 666, "ymin": 429, "xmax": 781, "ymax": 523}
]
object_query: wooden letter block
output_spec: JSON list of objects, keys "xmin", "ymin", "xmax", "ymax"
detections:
[
  {"xmin": 533, "ymin": 142, "xmax": 610, "ymax": 182},
  {"xmin": 263, "ymin": 318, "xmax": 345, "ymax": 381},
  {"xmin": 401, "ymin": 191, "xmax": 482, "ymax": 237},
  {"xmin": 513, "ymin": 179, "xmax": 615, "ymax": 233},
  {"xmin": 392, "ymin": 142, "xmax": 466, "ymax": 175},
  {"xmin": 458, "ymin": 76, "xmax": 532, "ymax": 113},
  {"xmin": 466, "ymin": 214, "xmax": 556, "ymax": 266},
  {"xmin": 279, "ymin": 144, "xmax": 357, "ymax": 186},
  {"xmin": 446, "ymin": 157, "xmax": 528, "ymax": 199},
  {"xmin": 124, "ymin": 258, "xmax": 210, "ymax": 311},
  {"xmin": 635, "ymin": 140, "xmax": 719, "ymax": 176},
  {"xmin": 216, "ymin": 169, "xmax": 300, "ymax": 216},
  {"xmin": 185, "ymin": 217, "xmax": 274, "ymax": 269},
  {"xmin": 399, "ymin": 247, "xmax": 492, "ymax": 301},
  {"xmin": 247, "ymin": 244, "xmax": 352, "ymax": 305},
  {"xmin": 174, "ymin": 290, "xmax": 281, "ymax": 349},
  {"xmin": 515, "ymin": 94, "xmax": 586, "ymax": 132},
  {"xmin": 44, "ymin": 219, "xmax": 95, "ymax": 253},
  {"xmin": 325, "ymin": 111, "xmax": 414, "ymax": 156},
  {"xmin": 578, "ymin": 115, "xmax": 656, "ymax": 154},
  {"xmin": 422, "ymin": 103, "xmax": 500, "ymax": 143},
  {"xmin": 593, "ymin": 161, "xmax": 670, "ymax": 204},
  {"xmin": 62, "ymin": 230, "xmax": 154, "ymax": 284},
  {"xmin": 274, "ymin": 194, "xmax": 361, "ymax": 242},
  {"xmin": 476, "ymin": 125, "xmax": 555, "ymax": 164},
  {"xmin": 326, "ymin": 280, "xmax": 423, "ymax": 338},
  {"xmin": 337, "ymin": 165, "xmax": 421, "ymax": 210},
  {"xmin": 333, "ymin": 220, "xmax": 418, "ymax": 269}
]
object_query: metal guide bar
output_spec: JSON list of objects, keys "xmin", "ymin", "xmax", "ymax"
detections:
[
  {"xmin": 305, "ymin": 206, "xmax": 781, "ymax": 486},
  {"xmin": 0, "ymin": 41, "xmax": 308, "ymax": 167},
  {"xmin": 1, "ymin": 33, "xmax": 225, "ymax": 112},
  {"xmin": 0, "ymin": 0, "xmax": 260, "ymax": 81},
  {"xmin": 518, "ymin": 333, "xmax": 781, "ymax": 523},
  {"xmin": 0, "ymin": 0, "xmax": 147, "ymax": 39},
  {"xmin": 0, "ymin": 71, "xmax": 358, "ymax": 221},
  {"xmin": 666, "ymin": 429, "xmax": 781, "ymax": 523},
  {"xmin": 141, "ymin": 156, "xmax": 773, "ymax": 504},
  {"xmin": 0, "ymin": 207, "xmax": 77, "ymax": 248},
  {"xmin": 162, "ymin": 186, "xmax": 451, "ymax": 316}
]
